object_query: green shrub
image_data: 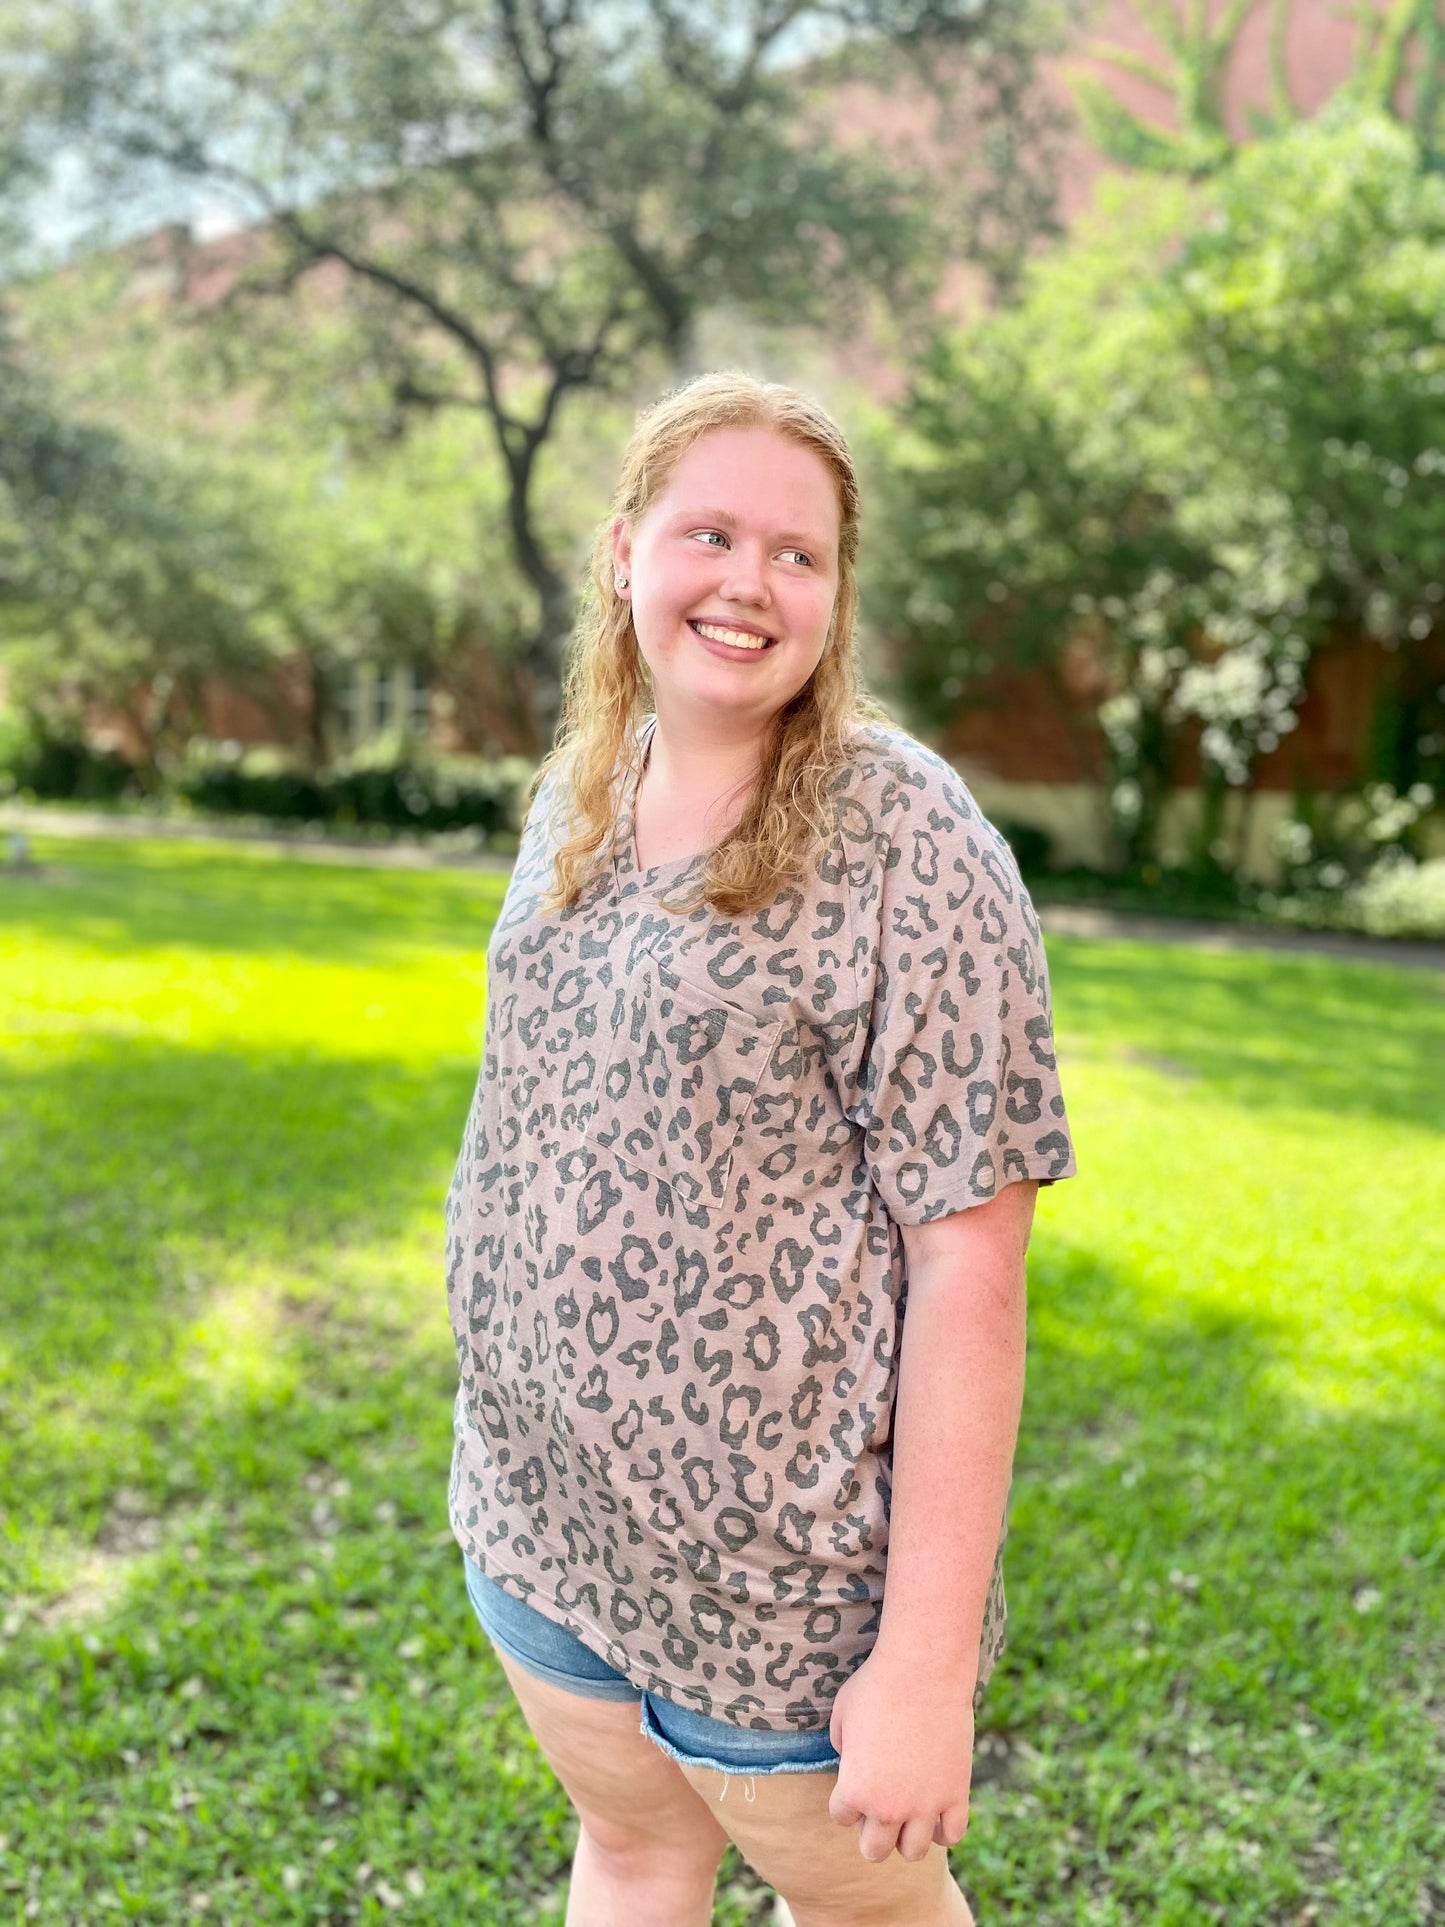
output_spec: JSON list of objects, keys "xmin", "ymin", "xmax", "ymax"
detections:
[
  {"xmin": 173, "ymin": 742, "xmax": 536, "ymax": 837},
  {"xmin": 1263, "ymin": 784, "xmax": 1445, "ymax": 937},
  {"xmin": 1267, "ymin": 852, "xmax": 1445, "ymax": 940},
  {"xmin": 176, "ymin": 756, "xmax": 326, "ymax": 821},
  {"xmin": 993, "ymin": 818, "xmax": 1055, "ymax": 877},
  {"xmin": 0, "ymin": 712, "xmax": 137, "ymax": 802}
]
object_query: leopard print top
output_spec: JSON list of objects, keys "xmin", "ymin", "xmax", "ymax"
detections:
[{"xmin": 446, "ymin": 716, "xmax": 1076, "ymax": 1730}]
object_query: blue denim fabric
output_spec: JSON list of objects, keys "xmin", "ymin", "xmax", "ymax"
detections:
[{"xmin": 463, "ymin": 1552, "xmax": 841, "ymax": 1777}]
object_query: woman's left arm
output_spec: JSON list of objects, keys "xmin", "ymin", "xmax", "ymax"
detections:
[{"xmin": 827, "ymin": 1179, "xmax": 1037, "ymax": 1863}]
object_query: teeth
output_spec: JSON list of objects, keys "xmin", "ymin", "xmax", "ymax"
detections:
[{"xmin": 694, "ymin": 621, "xmax": 772, "ymax": 650}]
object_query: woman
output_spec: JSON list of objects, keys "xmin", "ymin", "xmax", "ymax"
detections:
[{"xmin": 445, "ymin": 371, "xmax": 1076, "ymax": 1927}]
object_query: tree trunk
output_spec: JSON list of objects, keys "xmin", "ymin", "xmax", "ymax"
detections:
[
  {"xmin": 1232, "ymin": 779, "xmax": 1259, "ymax": 877},
  {"xmin": 118, "ymin": 691, "xmax": 162, "ymax": 793},
  {"xmin": 1040, "ymin": 654, "xmax": 1115, "ymax": 869},
  {"xmin": 304, "ymin": 658, "xmax": 331, "ymax": 773},
  {"xmin": 1130, "ymin": 700, "xmax": 1177, "ymax": 869},
  {"xmin": 1194, "ymin": 763, "xmax": 1229, "ymax": 870},
  {"xmin": 516, "ymin": 576, "xmax": 576, "ymax": 755},
  {"xmin": 501, "ymin": 436, "xmax": 575, "ymax": 754}
]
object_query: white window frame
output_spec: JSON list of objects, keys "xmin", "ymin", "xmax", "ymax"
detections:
[{"xmin": 335, "ymin": 663, "xmax": 431, "ymax": 749}]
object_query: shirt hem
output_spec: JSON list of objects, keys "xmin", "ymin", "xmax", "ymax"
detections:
[{"xmin": 451, "ymin": 1510, "xmax": 858, "ymax": 1733}]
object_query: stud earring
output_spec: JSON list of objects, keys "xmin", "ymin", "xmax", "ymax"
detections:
[{"xmin": 615, "ymin": 574, "xmax": 629, "ymax": 591}]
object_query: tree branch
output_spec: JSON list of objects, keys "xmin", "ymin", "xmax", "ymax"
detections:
[
  {"xmin": 1084, "ymin": 39, "xmax": 1179, "ymax": 95},
  {"xmin": 1268, "ymin": 0, "xmax": 1297, "ymax": 125},
  {"xmin": 1208, "ymin": 0, "xmax": 1265, "ymax": 61},
  {"xmin": 1130, "ymin": 0, "xmax": 1188, "ymax": 58},
  {"xmin": 273, "ymin": 208, "xmax": 519, "ymax": 455}
]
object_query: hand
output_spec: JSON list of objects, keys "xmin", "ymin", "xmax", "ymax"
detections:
[{"xmin": 826, "ymin": 1644, "xmax": 976, "ymax": 1862}]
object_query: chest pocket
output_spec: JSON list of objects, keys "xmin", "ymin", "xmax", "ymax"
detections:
[{"xmin": 587, "ymin": 947, "xmax": 782, "ymax": 1216}]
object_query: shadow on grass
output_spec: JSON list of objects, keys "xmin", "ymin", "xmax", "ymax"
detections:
[
  {"xmin": 0, "ymin": 1036, "xmax": 480, "ymax": 1544},
  {"xmin": 1049, "ymin": 937, "xmax": 1445, "ymax": 1135},
  {"xmin": 965, "ymin": 1236, "xmax": 1445, "ymax": 1922},
  {"xmin": 0, "ymin": 1031, "xmax": 783, "ymax": 1924},
  {"xmin": 0, "ymin": 836, "xmax": 511, "ymax": 965},
  {"xmin": 3, "ymin": 845, "xmax": 1443, "ymax": 1921}
]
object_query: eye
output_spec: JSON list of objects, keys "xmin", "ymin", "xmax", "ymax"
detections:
[
  {"xmin": 780, "ymin": 548, "xmax": 814, "ymax": 568},
  {"xmin": 692, "ymin": 529, "xmax": 729, "ymax": 548}
]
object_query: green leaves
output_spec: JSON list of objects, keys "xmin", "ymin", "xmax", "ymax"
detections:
[
  {"xmin": 876, "ymin": 106, "xmax": 1445, "ymax": 866},
  {"xmin": 0, "ymin": 335, "xmax": 273, "ymax": 759},
  {"xmin": 9, "ymin": 0, "xmax": 1071, "ymax": 733}
]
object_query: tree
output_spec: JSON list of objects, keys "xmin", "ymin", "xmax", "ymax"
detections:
[
  {"xmin": 5, "ymin": 237, "xmax": 569, "ymax": 774},
  {"xmin": 12, "ymin": 0, "xmax": 1074, "ymax": 745},
  {"xmin": 1167, "ymin": 102, "xmax": 1445, "ymax": 805},
  {"xmin": 4, "ymin": 24, "xmax": 543, "ymax": 780},
  {"xmin": 874, "ymin": 104, "xmax": 1445, "ymax": 870},
  {"xmin": 2, "ymin": 66, "xmax": 269, "ymax": 777},
  {"xmin": 867, "ymin": 176, "xmax": 1226, "ymax": 868},
  {"xmin": 0, "ymin": 333, "xmax": 281, "ymax": 782}
]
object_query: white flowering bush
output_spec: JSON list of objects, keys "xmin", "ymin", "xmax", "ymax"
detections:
[
  {"xmin": 1266, "ymin": 786, "xmax": 1445, "ymax": 937},
  {"xmin": 1347, "ymin": 856, "xmax": 1445, "ymax": 939},
  {"xmin": 1273, "ymin": 783, "xmax": 1435, "ymax": 873}
]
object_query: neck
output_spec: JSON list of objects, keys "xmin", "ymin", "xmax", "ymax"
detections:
[{"xmin": 644, "ymin": 708, "xmax": 770, "ymax": 801}]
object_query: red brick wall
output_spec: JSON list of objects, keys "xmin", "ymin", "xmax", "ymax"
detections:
[
  {"xmin": 1054, "ymin": 0, "xmax": 1369, "ymax": 224},
  {"xmin": 941, "ymin": 630, "xmax": 1425, "ymax": 793},
  {"xmin": 202, "ymin": 661, "xmax": 317, "ymax": 751}
]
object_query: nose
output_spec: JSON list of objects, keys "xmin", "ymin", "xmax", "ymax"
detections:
[{"xmin": 717, "ymin": 541, "xmax": 771, "ymax": 607}]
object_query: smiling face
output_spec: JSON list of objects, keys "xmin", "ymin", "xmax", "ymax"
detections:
[{"xmin": 612, "ymin": 425, "xmax": 843, "ymax": 737}]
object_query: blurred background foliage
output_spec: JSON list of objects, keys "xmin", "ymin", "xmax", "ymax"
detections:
[
  {"xmin": 2, "ymin": 0, "xmax": 1444, "ymax": 929},
  {"xmin": 870, "ymin": 103, "xmax": 1445, "ymax": 875},
  {"xmin": 3, "ymin": 0, "xmax": 1072, "ymax": 725}
]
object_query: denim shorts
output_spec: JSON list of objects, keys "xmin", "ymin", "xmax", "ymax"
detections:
[{"xmin": 462, "ymin": 1552, "xmax": 841, "ymax": 1778}]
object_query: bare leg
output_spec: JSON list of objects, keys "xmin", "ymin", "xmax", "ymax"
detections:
[
  {"xmin": 673, "ymin": 1759, "xmax": 975, "ymax": 1927},
  {"xmin": 488, "ymin": 1648, "xmax": 729, "ymax": 1927}
]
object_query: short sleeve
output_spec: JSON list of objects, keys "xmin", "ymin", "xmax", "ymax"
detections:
[{"xmin": 845, "ymin": 753, "xmax": 1076, "ymax": 1225}]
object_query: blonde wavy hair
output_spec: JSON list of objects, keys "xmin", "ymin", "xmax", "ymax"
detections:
[{"xmin": 536, "ymin": 370, "xmax": 891, "ymax": 918}]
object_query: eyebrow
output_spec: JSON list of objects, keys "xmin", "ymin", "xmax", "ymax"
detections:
[{"xmin": 667, "ymin": 505, "xmax": 831, "ymax": 550}]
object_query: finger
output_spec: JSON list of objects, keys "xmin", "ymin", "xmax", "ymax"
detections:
[
  {"xmin": 857, "ymin": 1816, "xmax": 900, "ymax": 1863},
  {"xmin": 936, "ymin": 1803, "xmax": 970, "ymax": 1849},
  {"xmin": 898, "ymin": 1814, "xmax": 937, "ymax": 1862},
  {"xmin": 828, "ymin": 1789, "xmax": 864, "ymax": 1828}
]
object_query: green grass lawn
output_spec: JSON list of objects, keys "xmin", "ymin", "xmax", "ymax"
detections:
[{"xmin": 2, "ymin": 835, "xmax": 1442, "ymax": 1926}]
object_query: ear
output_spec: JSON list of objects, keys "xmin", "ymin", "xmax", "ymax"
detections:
[{"xmin": 610, "ymin": 517, "xmax": 633, "ymax": 595}]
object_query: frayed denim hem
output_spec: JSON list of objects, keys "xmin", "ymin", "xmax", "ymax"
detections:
[{"xmin": 637, "ymin": 1696, "xmax": 840, "ymax": 1779}]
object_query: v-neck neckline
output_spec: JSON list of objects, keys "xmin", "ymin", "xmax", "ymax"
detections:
[{"xmin": 611, "ymin": 714, "xmax": 709, "ymax": 895}]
